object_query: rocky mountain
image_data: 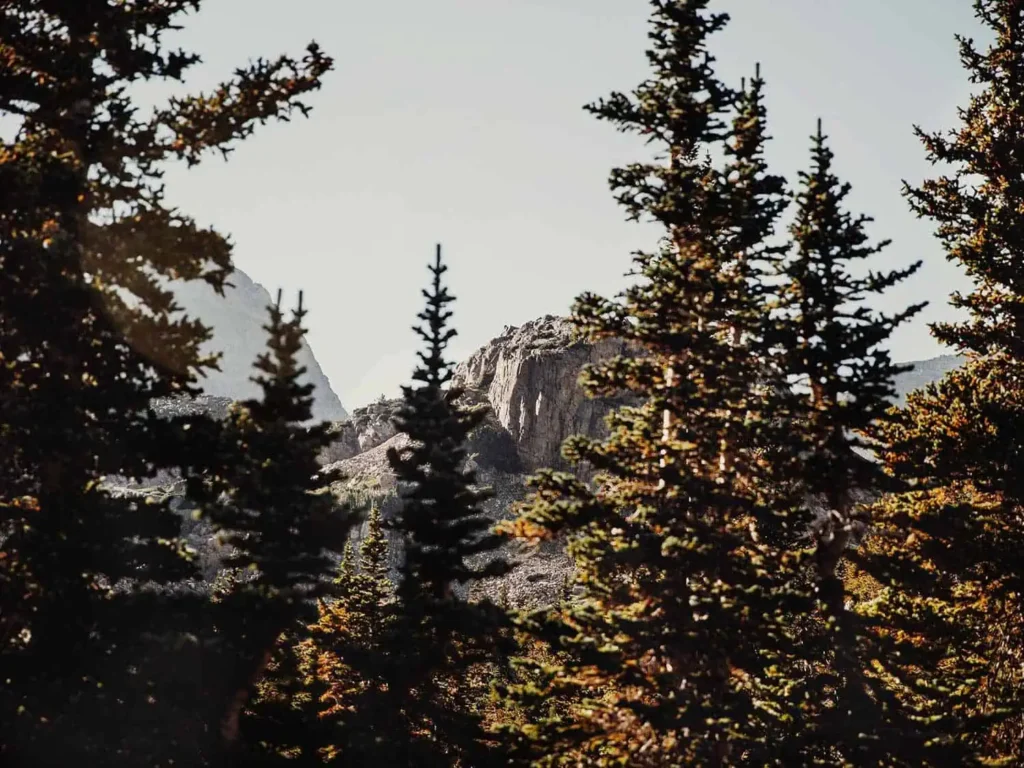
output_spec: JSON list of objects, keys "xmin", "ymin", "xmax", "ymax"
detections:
[
  {"xmin": 892, "ymin": 353, "xmax": 966, "ymax": 404},
  {"xmin": 112, "ymin": 315, "xmax": 969, "ymax": 609},
  {"xmin": 171, "ymin": 268, "xmax": 347, "ymax": 422},
  {"xmin": 324, "ymin": 321, "xmax": 964, "ymax": 478},
  {"xmin": 317, "ymin": 320, "xmax": 969, "ymax": 606}
]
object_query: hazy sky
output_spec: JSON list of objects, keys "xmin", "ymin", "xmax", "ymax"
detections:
[{"xmin": 153, "ymin": 0, "xmax": 981, "ymax": 410}]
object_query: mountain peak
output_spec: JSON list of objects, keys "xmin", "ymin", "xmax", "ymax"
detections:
[{"xmin": 171, "ymin": 269, "xmax": 348, "ymax": 421}]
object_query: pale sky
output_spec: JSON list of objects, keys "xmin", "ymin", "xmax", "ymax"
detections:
[{"xmin": 152, "ymin": 0, "xmax": 980, "ymax": 410}]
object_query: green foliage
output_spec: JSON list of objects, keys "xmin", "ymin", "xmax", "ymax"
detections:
[
  {"xmin": 850, "ymin": 1, "xmax": 1024, "ymax": 763},
  {"xmin": 247, "ymin": 507, "xmax": 397, "ymax": 765},
  {"xmin": 904, "ymin": 0, "xmax": 1024, "ymax": 360},
  {"xmin": 184, "ymin": 293, "xmax": 355, "ymax": 761},
  {"xmin": 498, "ymin": 3, "xmax": 818, "ymax": 764},
  {"xmin": 388, "ymin": 246, "xmax": 505, "ymax": 603},
  {"xmin": 768, "ymin": 121, "xmax": 928, "ymax": 765},
  {"xmin": 0, "ymin": 1, "xmax": 332, "ymax": 764},
  {"xmin": 385, "ymin": 245, "xmax": 511, "ymax": 766},
  {"xmin": 5, "ymin": 0, "xmax": 1024, "ymax": 765}
]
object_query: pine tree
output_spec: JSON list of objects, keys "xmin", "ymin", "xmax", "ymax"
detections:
[
  {"xmin": 185, "ymin": 292, "xmax": 354, "ymax": 761},
  {"xmin": 720, "ymin": 64, "xmax": 789, "ymax": 311},
  {"xmin": 498, "ymin": 3, "xmax": 816, "ymax": 764},
  {"xmin": 0, "ymin": 3, "xmax": 332, "ymax": 764},
  {"xmin": 247, "ymin": 507, "xmax": 397, "ymax": 766},
  {"xmin": 307, "ymin": 507, "xmax": 397, "ymax": 763},
  {"xmin": 863, "ymin": 366, "xmax": 1024, "ymax": 765},
  {"xmin": 385, "ymin": 244, "xmax": 510, "ymax": 766},
  {"xmin": 906, "ymin": 0, "xmax": 1024, "ymax": 361},
  {"xmin": 852, "ymin": 1, "xmax": 1024, "ymax": 761},
  {"xmin": 769, "ymin": 121, "xmax": 926, "ymax": 764},
  {"xmin": 778, "ymin": 120, "xmax": 924, "ymax": 565}
]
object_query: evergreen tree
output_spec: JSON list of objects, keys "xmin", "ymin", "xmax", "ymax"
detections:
[
  {"xmin": 185, "ymin": 292, "xmax": 354, "ymax": 762},
  {"xmin": 853, "ymin": 1, "xmax": 1024, "ymax": 761},
  {"xmin": 499, "ymin": 3, "xmax": 815, "ymax": 764},
  {"xmin": 247, "ymin": 507, "xmax": 396, "ymax": 766},
  {"xmin": 778, "ymin": 120, "xmax": 924, "ymax": 565},
  {"xmin": 385, "ymin": 244, "xmax": 510, "ymax": 766},
  {"xmin": 720, "ymin": 64, "xmax": 789, "ymax": 320},
  {"xmin": 0, "ymin": 2, "xmax": 332, "ymax": 764},
  {"xmin": 769, "ymin": 121, "xmax": 926, "ymax": 764},
  {"xmin": 906, "ymin": 0, "xmax": 1024, "ymax": 361},
  {"xmin": 864, "ymin": 364, "xmax": 1024, "ymax": 765}
]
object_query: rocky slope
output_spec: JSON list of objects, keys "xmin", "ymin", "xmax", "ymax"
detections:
[
  {"xmin": 171, "ymin": 268, "xmax": 347, "ymax": 422},
  {"xmin": 111, "ymin": 317, "xmax": 969, "ymax": 609},
  {"xmin": 892, "ymin": 353, "xmax": 966, "ymax": 404},
  {"xmin": 317, "ymin": 324, "xmax": 968, "ymax": 607}
]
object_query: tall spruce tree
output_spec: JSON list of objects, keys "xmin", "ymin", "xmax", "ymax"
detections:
[
  {"xmin": 720, "ymin": 64, "xmax": 789, "ymax": 317},
  {"xmin": 769, "ymin": 121, "xmax": 926, "ymax": 764},
  {"xmin": 0, "ymin": 3, "xmax": 332, "ymax": 764},
  {"xmin": 498, "ymin": 3, "xmax": 816, "ymax": 764},
  {"xmin": 778, "ymin": 120, "xmax": 924, "ymax": 563},
  {"xmin": 246, "ymin": 507, "xmax": 396, "ymax": 766},
  {"xmin": 853, "ymin": 0, "xmax": 1024, "ymax": 762},
  {"xmin": 384, "ymin": 244, "xmax": 510, "ymax": 767},
  {"xmin": 184, "ymin": 292, "xmax": 354, "ymax": 762}
]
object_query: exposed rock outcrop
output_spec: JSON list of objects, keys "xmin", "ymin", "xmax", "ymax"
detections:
[
  {"xmin": 319, "ymin": 397, "xmax": 402, "ymax": 465},
  {"xmin": 451, "ymin": 315, "xmax": 639, "ymax": 472},
  {"xmin": 105, "ymin": 315, "xmax": 968, "ymax": 610}
]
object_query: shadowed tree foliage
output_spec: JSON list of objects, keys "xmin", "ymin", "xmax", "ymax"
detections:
[
  {"xmin": 245, "ymin": 506, "xmax": 396, "ymax": 766},
  {"xmin": 496, "ymin": 3, "xmax": 818, "ymax": 765},
  {"xmin": 184, "ymin": 292, "xmax": 354, "ymax": 763},
  {"xmin": 906, "ymin": 0, "xmax": 1024, "ymax": 361},
  {"xmin": 383, "ymin": 245, "xmax": 511, "ymax": 767},
  {"xmin": 864, "ymin": 363, "xmax": 1024, "ymax": 766},
  {"xmin": 0, "ymin": 2, "xmax": 332, "ymax": 764},
  {"xmin": 853, "ymin": 1, "xmax": 1024, "ymax": 762},
  {"xmin": 768, "ymin": 120, "xmax": 927, "ymax": 765}
]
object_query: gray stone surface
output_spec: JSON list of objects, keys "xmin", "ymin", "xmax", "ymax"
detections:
[
  {"xmin": 319, "ymin": 397, "xmax": 403, "ymax": 465},
  {"xmin": 101, "ymin": 316, "xmax": 964, "ymax": 609},
  {"xmin": 171, "ymin": 268, "xmax": 347, "ymax": 422},
  {"xmin": 451, "ymin": 315, "xmax": 639, "ymax": 473}
]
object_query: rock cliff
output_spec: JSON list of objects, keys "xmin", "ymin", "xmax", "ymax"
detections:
[
  {"xmin": 450, "ymin": 315, "xmax": 640, "ymax": 473},
  {"xmin": 108, "ymin": 316, "xmax": 970, "ymax": 609}
]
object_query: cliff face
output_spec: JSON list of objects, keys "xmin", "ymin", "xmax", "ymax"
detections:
[
  {"xmin": 170, "ymin": 269, "xmax": 347, "ymax": 422},
  {"xmin": 450, "ymin": 315, "xmax": 640, "ymax": 473},
  {"xmin": 322, "ymin": 316, "xmax": 638, "ymax": 473},
  {"xmin": 108, "ymin": 316, "xmax": 969, "ymax": 609}
]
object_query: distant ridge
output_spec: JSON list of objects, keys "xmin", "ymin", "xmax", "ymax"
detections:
[
  {"xmin": 170, "ymin": 269, "xmax": 348, "ymax": 422},
  {"xmin": 892, "ymin": 354, "xmax": 966, "ymax": 405}
]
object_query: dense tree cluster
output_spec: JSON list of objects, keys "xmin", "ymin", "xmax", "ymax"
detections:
[{"xmin": 2, "ymin": 0, "xmax": 1024, "ymax": 766}]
